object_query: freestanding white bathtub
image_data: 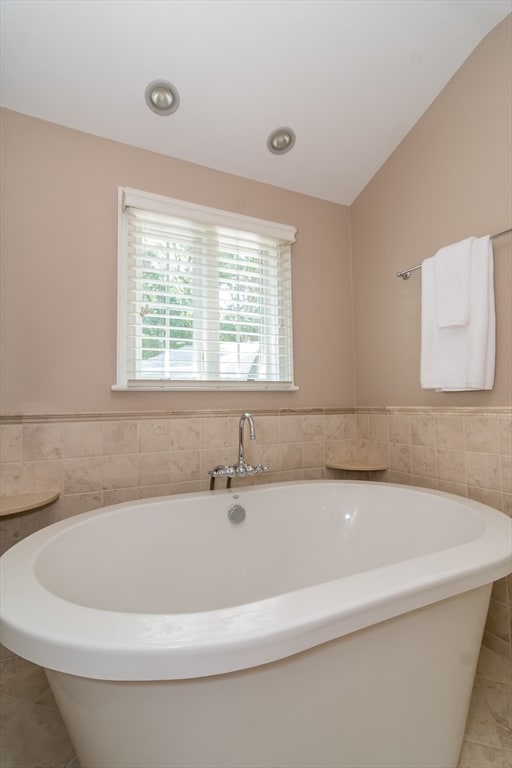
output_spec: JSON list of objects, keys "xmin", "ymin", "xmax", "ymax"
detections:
[{"xmin": 1, "ymin": 480, "xmax": 511, "ymax": 768}]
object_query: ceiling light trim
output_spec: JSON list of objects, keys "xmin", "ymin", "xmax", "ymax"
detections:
[
  {"xmin": 267, "ymin": 127, "xmax": 296, "ymax": 155},
  {"xmin": 145, "ymin": 80, "xmax": 180, "ymax": 116}
]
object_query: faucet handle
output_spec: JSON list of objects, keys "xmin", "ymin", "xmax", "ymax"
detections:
[
  {"xmin": 209, "ymin": 465, "xmax": 240, "ymax": 478},
  {"xmin": 208, "ymin": 465, "xmax": 230, "ymax": 478}
]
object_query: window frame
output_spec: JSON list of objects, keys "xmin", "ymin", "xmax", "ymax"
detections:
[{"xmin": 113, "ymin": 187, "xmax": 298, "ymax": 392}]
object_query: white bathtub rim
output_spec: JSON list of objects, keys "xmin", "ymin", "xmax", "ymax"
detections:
[
  {"xmin": 0, "ymin": 481, "xmax": 510, "ymax": 681},
  {"xmin": 1, "ymin": 548, "xmax": 507, "ymax": 681},
  {"xmin": 2, "ymin": 554, "xmax": 505, "ymax": 683}
]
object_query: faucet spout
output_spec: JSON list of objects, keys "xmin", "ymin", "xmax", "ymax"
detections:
[
  {"xmin": 238, "ymin": 412, "xmax": 256, "ymax": 467},
  {"xmin": 208, "ymin": 412, "xmax": 268, "ymax": 488}
]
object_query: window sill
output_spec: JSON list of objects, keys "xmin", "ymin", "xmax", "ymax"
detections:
[{"xmin": 112, "ymin": 383, "xmax": 300, "ymax": 392}]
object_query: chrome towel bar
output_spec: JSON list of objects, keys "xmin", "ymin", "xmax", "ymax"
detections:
[{"xmin": 396, "ymin": 227, "xmax": 512, "ymax": 280}]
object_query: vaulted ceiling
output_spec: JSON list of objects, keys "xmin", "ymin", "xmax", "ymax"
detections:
[{"xmin": 1, "ymin": 0, "xmax": 510, "ymax": 204}]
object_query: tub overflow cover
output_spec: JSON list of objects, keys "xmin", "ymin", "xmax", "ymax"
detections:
[{"xmin": 228, "ymin": 504, "xmax": 246, "ymax": 524}]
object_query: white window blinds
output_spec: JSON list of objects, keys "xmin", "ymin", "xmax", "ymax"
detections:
[{"xmin": 115, "ymin": 188, "xmax": 297, "ymax": 390}]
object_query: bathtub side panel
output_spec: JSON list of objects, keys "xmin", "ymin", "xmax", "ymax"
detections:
[{"xmin": 45, "ymin": 585, "xmax": 491, "ymax": 768}]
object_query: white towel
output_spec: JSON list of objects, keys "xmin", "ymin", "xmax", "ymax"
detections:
[
  {"xmin": 434, "ymin": 237, "xmax": 473, "ymax": 327},
  {"xmin": 421, "ymin": 235, "xmax": 495, "ymax": 391}
]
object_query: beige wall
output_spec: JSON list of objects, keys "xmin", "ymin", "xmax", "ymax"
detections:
[
  {"xmin": 1, "ymin": 17, "xmax": 511, "ymax": 417},
  {"xmin": 0, "ymin": 109, "xmax": 355, "ymax": 415},
  {"xmin": 1, "ymin": 18, "xmax": 511, "ymax": 416},
  {"xmin": 350, "ymin": 16, "xmax": 512, "ymax": 407}
]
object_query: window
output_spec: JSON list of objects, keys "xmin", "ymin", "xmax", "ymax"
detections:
[{"xmin": 114, "ymin": 188, "xmax": 297, "ymax": 391}]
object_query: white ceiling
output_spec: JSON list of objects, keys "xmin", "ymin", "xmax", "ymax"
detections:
[{"xmin": 1, "ymin": 0, "xmax": 510, "ymax": 205}]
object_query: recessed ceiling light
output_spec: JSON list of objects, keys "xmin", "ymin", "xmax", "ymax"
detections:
[
  {"xmin": 267, "ymin": 127, "xmax": 296, "ymax": 155},
  {"xmin": 145, "ymin": 80, "xmax": 180, "ymax": 116}
]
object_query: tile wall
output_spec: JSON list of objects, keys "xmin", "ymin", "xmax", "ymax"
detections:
[
  {"xmin": 0, "ymin": 406, "xmax": 511, "ymax": 674},
  {"xmin": 339, "ymin": 407, "xmax": 512, "ymax": 662}
]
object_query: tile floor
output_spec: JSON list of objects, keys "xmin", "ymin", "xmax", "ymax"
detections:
[{"xmin": 0, "ymin": 646, "xmax": 510, "ymax": 768}]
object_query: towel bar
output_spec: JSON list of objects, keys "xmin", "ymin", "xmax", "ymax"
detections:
[{"xmin": 396, "ymin": 227, "xmax": 512, "ymax": 280}]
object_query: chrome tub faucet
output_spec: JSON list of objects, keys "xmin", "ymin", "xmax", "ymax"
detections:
[{"xmin": 209, "ymin": 412, "xmax": 269, "ymax": 489}]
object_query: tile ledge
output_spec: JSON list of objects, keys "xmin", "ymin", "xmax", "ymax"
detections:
[
  {"xmin": 0, "ymin": 491, "xmax": 60, "ymax": 517},
  {"xmin": 0, "ymin": 408, "xmax": 349, "ymax": 424},
  {"xmin": 1, "ymin": 405, "xmax": 510, "ymax": 424},
  {"xmin": 326, "ymin": 462, "xmax": 387, "ymax": 472}
]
